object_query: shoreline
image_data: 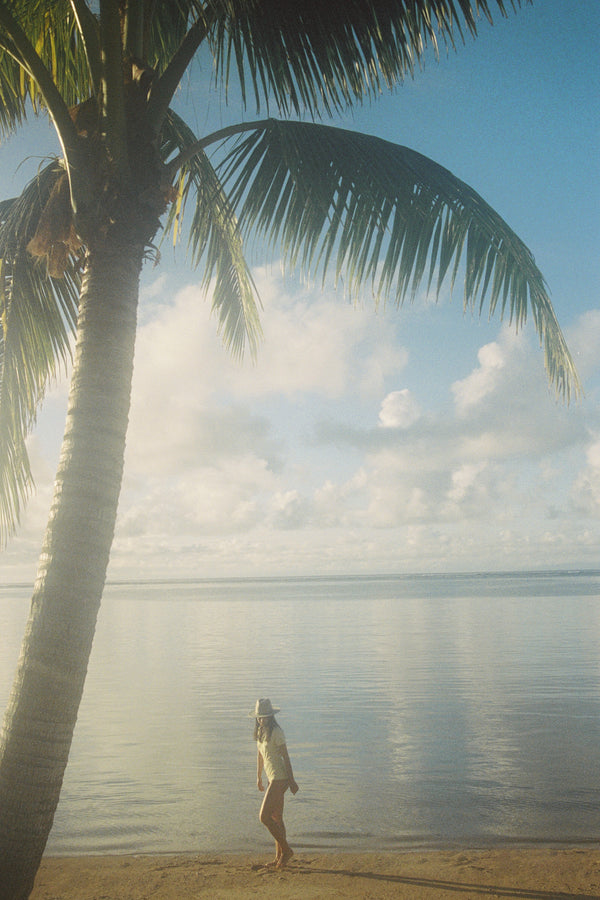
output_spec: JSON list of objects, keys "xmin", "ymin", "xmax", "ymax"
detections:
[
  {"xmin": 39, "ymin": 838, "xmax": 600, "ymax": 860},
  {"xmin": 31, "ymin": 847, "xmax": 600, "ymax": 899}
]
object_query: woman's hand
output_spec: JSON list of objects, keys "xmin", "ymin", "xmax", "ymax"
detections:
[
  {"xmin": 289, "ymin": 778, "xmax": 299, "ymax": 795},
  {"xmin": 257, "ymin": 777, "xmax": 265, "ymax": 792}
]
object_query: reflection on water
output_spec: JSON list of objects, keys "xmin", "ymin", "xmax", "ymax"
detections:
[{"xmin": 1, "ymin": 572, "xmax": 599, "ymax": 854}]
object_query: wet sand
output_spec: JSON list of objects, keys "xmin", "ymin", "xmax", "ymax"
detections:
[{"xmin": 31, "ymin": 847, "xmax": 600, "ymax": 898}]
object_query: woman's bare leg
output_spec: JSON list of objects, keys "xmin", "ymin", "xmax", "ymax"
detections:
[{"xmin": 259, "ymin": 780, "xmax": 293, "ymax": 866}]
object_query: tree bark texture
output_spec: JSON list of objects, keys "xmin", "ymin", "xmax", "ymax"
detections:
[{"xmin": 0, "ymin": 243, "xmax": 144, "ymax": 899}]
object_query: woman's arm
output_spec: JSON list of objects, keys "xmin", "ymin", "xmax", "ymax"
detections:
[
  {"xmin": 257, "ymin": 748, "xmax": 265, "ymax": 791},
  {"xmin": 280, "ymin": 745, "xmax": 299, "ymax": 794}
]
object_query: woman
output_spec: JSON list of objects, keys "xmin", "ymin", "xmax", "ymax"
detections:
[{"xmin": 250, "ymin": 698, "xmax": 299, "ymax": 868}]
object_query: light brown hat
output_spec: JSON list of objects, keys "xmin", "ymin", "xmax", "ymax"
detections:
[{"xmin": 249, "ymin": 698, "xmax": 280, "ymax": 718}]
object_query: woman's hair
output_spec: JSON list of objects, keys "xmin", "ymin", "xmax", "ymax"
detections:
[{"xmin": 253, "ymin": 715, "xmax": 279, "ymax": 742}]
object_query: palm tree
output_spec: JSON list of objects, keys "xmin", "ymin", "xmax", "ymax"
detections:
[{"xmin": 0, "ymin": 1, "xmax": 579, "ymax": 896}]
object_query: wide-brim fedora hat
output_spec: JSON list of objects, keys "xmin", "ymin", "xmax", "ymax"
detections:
[{"xmin": 249, "ymin": 698, "xmax": 280, "ymax": 718}]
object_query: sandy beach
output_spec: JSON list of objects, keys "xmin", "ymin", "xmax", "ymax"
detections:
[{"xmin": 30, "ymin": 848, "xmax": 600, "ymax": 899}]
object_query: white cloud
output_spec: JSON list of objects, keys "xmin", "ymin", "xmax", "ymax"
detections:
[
  {"xmin": 446, "ymin": 462, "xmax": 489, "ymax": 504},
  {"xmin": 269, "ymin": 490, "xmax": 310, "ymax": 529},
  {"xmin": 378, "ymin": 389, "xmax": 421, "ymax": 428},
  {"xmin": 452, "ymin": 339, "xmax": 507, "ymax": 416},
  {"xmin": 139, "ymin": 272, "xmax": 169, "ymax": 305},
  {"xmin": 571, "ymin": 436, "xmax": 600, "ymax": 517},
  {"xmin": 567, "ymin": 309, "xmax": 600, "ymax": 381}
]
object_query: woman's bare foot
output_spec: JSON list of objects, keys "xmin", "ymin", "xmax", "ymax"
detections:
[{"xmin": 277, "ymin": 848, "xmax": 294, "ymax": 868}]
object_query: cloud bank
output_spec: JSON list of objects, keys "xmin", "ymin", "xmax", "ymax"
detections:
[{"xmin": 7, "ymin": 268, "xmax": 600, "ymax": 581}]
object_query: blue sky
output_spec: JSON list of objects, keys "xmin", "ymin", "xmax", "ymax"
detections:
[{"xmin": 2, "ymin": 0, "xmax": 599, "ymax": 581}]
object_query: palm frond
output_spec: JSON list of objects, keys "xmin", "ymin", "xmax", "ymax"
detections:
[
  {"xmin": 220, "ymin": 119, "xmax": 579, "ymax": 400},
  {"xmin": 0, "ymin": 39, "xmax": 28, "ymax": 136},
  {"xmin": 0, "ymin": 160, "xmax": 80, "ymax": 543},
  {"xmin": 161, "ymin": 110, "xmax": 262, "ymax": 359},
  {"xmin": 209, "ymin": 0, "xmax": 526, "ymax": 117},
  {"xmin": 145, "ymin": 0, "xmax": 208, "ymax": 72},
  {"xmin": 0, "ymin": 0, "xmax": 93, "ymax": 113},
  {"xmin": 49, "ymin": 1, "xmax": 97, "ymax": 107},
  {"xmin": 0, "ymin": 0, "xmax": 36, "ymax": 136}
]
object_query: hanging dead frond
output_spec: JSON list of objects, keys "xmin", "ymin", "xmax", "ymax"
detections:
[{"xmin": 26, "ymin": 171, "xmax": 81, "ymax": 277}]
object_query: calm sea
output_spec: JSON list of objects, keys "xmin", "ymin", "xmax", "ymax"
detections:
[{"xmin": 1, "ymin": 571, "xmax": 599, "ymax": 855}]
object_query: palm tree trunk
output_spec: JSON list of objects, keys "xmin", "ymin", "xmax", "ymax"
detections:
[{"xmin": 0, "ymin": 242, "xmax": 144, "ymax": 899}]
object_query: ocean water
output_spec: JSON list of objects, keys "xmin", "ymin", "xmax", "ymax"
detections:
[{"xmin": 1, "ymin": 571, "xmax": 599, "ymax": 855}]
